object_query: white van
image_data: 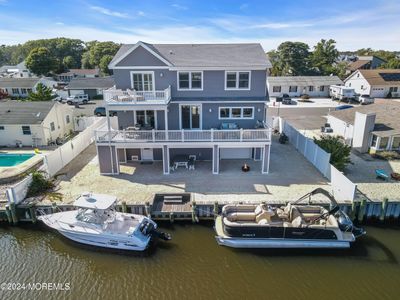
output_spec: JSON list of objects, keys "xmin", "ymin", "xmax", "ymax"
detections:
[
  {"xmin": 329, "ymin": 85, "xmax": 356, "ymax": 101},
  {"xmin": 63, "ymin": 94, "xmax": 89, "ymax": 105}
]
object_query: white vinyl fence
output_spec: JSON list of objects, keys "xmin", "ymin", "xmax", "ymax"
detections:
[
  {"xmin": 45, "ymin": 117, "xmax": 106, "ymax": 177},
  {"xmin": 74, "ymin": 116, "xmax": 98, "ymax": 132},
  {"xmin": 279, "ymin": 118, "xmax": 357, "ymax": 202},
  {"xmin": 6, "ymin": 174, "xmax": 33, "ymax": 204}
]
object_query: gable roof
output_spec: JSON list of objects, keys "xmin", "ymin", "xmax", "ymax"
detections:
[
  {"xmin": 329, "ymin": 100, "xmax": 400, "ymax": 137},
  {"xmin": 110, "ymin": 41, "xmax": 271, "ymax": 69},
  {"xmin": 66, "ymin": 77, "xmax": 115, "ymax": 89},
  {"xmin": 0, "ymin": 101, "xmax": 55, "ymax": 125},
  {"xmin": 354, "ymin": 69, "xmax": 400, "ymax": 86},
  {"xmin": 0, "ymin": 77, "xmax": 40, "ymax": 88},
  {"xmin": 267, "ymin": 76, "xmax": 343, "ymax": 86},
  {"xmin": 348, "ymin": 60, "xmax": 370, "ymax": 71}
]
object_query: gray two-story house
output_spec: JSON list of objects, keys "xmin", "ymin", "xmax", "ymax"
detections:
[{"xmin": 95, "ymin": 41, "xmax": 272, "ymax": 175}]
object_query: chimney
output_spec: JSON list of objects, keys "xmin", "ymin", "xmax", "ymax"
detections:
[{"xmin": 352, "ymin": 112, "xmax": 376, "ymax": 153}]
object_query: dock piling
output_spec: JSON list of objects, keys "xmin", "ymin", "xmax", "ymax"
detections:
[
  {"xmin": 213, "ymin": 201, "xmax": 219, "ymax": 218},
  {"xmin": 191, "ymin": 201, "xmax": 198, "ymax": 223},
  {"xmin": 28, "ymin": 204, "xmax": 37, "ymax": 224},
  {"xmin": 5, "ymin": 204, "xmax": 12, "ymax": 224},
  {"xmin": 145, "ymin": 201, "xmax": 151, "ymax": 218},
  {"xmin": 380, "ymin": 198, "xmax": 389, "ymax": 222},
  {"xmin": 358, "ymin": 199, "xmax": 367, "ymax": 223},
  {"xmin": 169, "ymin": 212, "xmax": 175, "ymax": 223},
  {"xmin": 121, "ymin": 201, "xmax": 127, "ymax": 213},
  {"xmin": 51, "ymin": 202, "xmax": 58, "ymax": 214},
  {"xmin": 9, "ymin": 202, "xmax": 18, "ymax": 225}
]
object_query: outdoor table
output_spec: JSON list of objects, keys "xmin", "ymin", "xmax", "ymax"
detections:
[{"xmin": 173, "ymin": 155, "xmax": 189, "ymax": 169}]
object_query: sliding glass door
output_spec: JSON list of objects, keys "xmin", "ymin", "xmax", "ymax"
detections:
[
  {"xmin": 181, "ymin": 105, "xmax": 201, "ymax": 129},
  {"xmin": 136, "ymin": 110, "xmax": 155, "ymax": 128}
]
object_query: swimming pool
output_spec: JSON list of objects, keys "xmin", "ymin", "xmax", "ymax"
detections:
[{"xmin": 0, "ymin": 153, "xmax": 35, "ymax": 167}]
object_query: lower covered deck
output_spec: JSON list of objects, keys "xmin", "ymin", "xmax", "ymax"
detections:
[{"xmin": 96, "ymin": 143, "xmax": 271, "ymax": 175}]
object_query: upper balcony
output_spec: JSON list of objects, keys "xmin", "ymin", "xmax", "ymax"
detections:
[{"xmin": 104, "ymin": 86, "xmax": 171, "ymax": 106}]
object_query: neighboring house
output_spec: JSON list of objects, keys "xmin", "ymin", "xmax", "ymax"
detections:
[
  {"xmin": 344, "ymin": 69, "xmax": 400, "ymax": 98},
  {"xmin": 0, "ymin": 61, "xmax": 33, "ymax": 78},
  {"xmin": 267, "ymin": 76, "xmax": 343, "ymax": 98},
  {"xmin": 0, "ymin": 77, "xmax": 57, "ymax": 98},
  {"xmin": 66, "ymin": 77, "xmax": 115, "ymax": 99},
  {"xmin": 95, "ymin": 41, "xmax": 272, "ymax": 175},
  {"xmin": 346, "ymin": 55, "xmax": 386, "ymax": 74},
  {"xmin": 0, "ymin": 101, "xmax": 74, "ymax": 147},
  {"xmin": 327, "ymin": 101, "xmax": 400, "ymax": 153},
  {"xmin": 58, "ymin": 69, "xmax": 100, "ymax": 82}
]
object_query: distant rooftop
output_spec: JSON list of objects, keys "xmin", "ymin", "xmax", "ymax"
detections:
[
  {"xmin": 267, "ymin": 76, "xmax": 343, "ymax": 86},
  {"xmin": 0, "ymin": 101, "xmax": 55, "ymax": 125},
  {"xmin": 358, "ymin": 69, "xmax": 400, "ymax": 86},
  {"xmin": 66, "ymin": 77, "xmax": 115, "ymax": 89},
  {"xmin": 111, "ymin": 42, "xmax": 272, "ymax": 68},
  {"xmin": 0, "ymin": 77, "xmax": 40, "ymax": 88},
  {"xmin": 59, "ymin": 68, "xmax": 100, "ymax": 76},
  {"xmin": 329, "ymin": 100, "xmax": 400, "ymax": 137}
]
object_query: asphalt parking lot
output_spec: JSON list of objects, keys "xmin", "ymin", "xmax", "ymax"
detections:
[{"xmin": 62, "ymin": 99, "xmax": 104, "ymax": 118}]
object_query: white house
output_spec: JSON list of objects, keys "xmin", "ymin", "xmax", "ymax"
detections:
[
  {"xmin": 344, "ymin": 69, "xmax": 400, "ymax": 98},
  {"xmin": 58, "ymin": 69, "xmax": 100, "ymax": 82},
  {"xmin": 0, "ymin": 61, "xmax": 33, "ymax": 78},
  {"xmin": 267, "ymin": 76, "xmax": 343, "ymax": 98},
  {"xmin": 0, "ymin": 101, "xmax": 74, "ymax": 147},
  {"xmin": 327, "ymin": 100, "xmax": 400, "ymax": 153},
  {"xmin": 0, "ymin": 77, "xmax": 58, "ymax": 98}
]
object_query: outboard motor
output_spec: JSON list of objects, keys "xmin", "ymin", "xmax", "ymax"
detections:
[
  {"xmin": 152, "ymin": 230, "xmax": 172, "ymax": 241},
  {"xmin": 335, "ymin": 211, "xmax": 366, "ymax": 237}
]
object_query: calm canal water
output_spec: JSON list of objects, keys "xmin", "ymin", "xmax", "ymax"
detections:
[{"xmin": 1, "ymin": 223, "xmax": 400, "ymax": 300}]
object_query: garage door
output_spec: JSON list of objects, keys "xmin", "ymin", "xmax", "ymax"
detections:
[
  {"xmin": 220, "ymin": 148, "xmax": 252, "ymax": 159},
  {"xmin": 69, "ymin": 89, "xmax": 85, "ymax": 96}
]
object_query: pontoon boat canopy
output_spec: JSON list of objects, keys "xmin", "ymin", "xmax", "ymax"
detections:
[{"xmin": 74, "ymin": 193, "xmax": 117, "ymax": 210}]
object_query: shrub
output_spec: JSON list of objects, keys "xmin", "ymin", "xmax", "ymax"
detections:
[
  {"xmin": 92, "ymin": 94, "xmax": 104, "ymax": 100},
  {"xmin": 373, "ymin": 151, "xmax": 400, "ymax": 160},
  {"xmin": 313, "ymin": 135, "xmax": 351, "ymax": 171},
  {"xmin": 27, "ymin": 171, "xmax": 55, "ymax": 197},
  {"xmin": 301, "ymin": 94, "xmax": 310, "ymax": 100}
]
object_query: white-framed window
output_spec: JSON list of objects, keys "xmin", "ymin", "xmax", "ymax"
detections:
[
  {"xmin": 130, "ymin": 71, "xmax": 154, "ymax": 91},
  {"xmin": 273, "ymin": 86, "xmax": 281, "ymax": 93},
  {"xmin": 50, "ymin": 122, "xmax": 55, "ymax": 131},
  {"xmin": 21, "ymin": 88, "xmax": 27, "ymax": 94},
  {"xmin": 289, "ymin": 86, "xmax": 297, "ymax": 93},
  {"xmin": 219, "ymin": 107, "xmax": 254, "ymax": 119},
  {"xmin": 22, "ymin": 126, "xmax": 31, "ymax": 135},
  {"xmin": 66, "ymin": 115, "xmax": 70, "ymax": 124},
  {"xmin": 389, "ymin": 87, "xmax": 398, "ymax": 93},
  {"xmin": 12, "ymin": 88, "xmax": 19, "ymax": 94},
  {"xmin": 309, "ymin": 86, "xmax": 314, "ymax": 92},
  {"xmin": 177, "ymin": 71, "xmax": 203, "ymax": 90},
  {"xmin": 392, "ymin": 136, "xmax": 400, "ymax": 149},
  {"xmin": 0, "ymin": 126, "xmax": 4, "ymax": 130},
  {"xmin": 225, "ymin": 71, "xmax": 251, "ymax": 90},
  {"xmin": 319, "ymin": 86, "xmax": 325, "ymax": 92}
]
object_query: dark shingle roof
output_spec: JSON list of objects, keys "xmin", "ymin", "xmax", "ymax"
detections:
[
  {"xmin": 66, "ymin": 77, "xmax": 115, "ymax": 89},
  {"xmin": 0, "ymin": 101, "xmax": 55, "ymax": 125},
  {"xmin": 268, "ymin": 76, "xmax": 343, "ymax": 86},
  {"xmin": 111, "ymin": 42, "xmax": 272, "ymax": 68},
  {"xmin": 0, "ymin": 77, "xmax": 40, "ymax": 88}
]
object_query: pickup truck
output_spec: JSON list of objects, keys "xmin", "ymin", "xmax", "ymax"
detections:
[
  {"xmin": 63, "ymin": 94, "xmax": 89, "ymax": 105},
  {"xmin": 357, "ymin": 94, "xmax": 375, "ymax": 105}
]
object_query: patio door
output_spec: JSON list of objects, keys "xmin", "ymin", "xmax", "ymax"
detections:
[
  {"xmin": 131, "ymin": 72, "xmax": 154, "ymax": 91},
  {"xmin": 136, "ymin": 110, "xmax": 155, "ymax": 128},
  {"xmin": 180, "ymin": 105, "xmax": 201, "ymax": 129}
]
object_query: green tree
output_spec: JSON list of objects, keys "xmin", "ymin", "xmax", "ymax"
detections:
[
  {"xmin": 62, "ymin": 55, "xmax": 77, "ymax": 69},
  {"xmin": 274, "ymin": 41, "xmax": 311, "ymax": 75},
  {"xmin": 331, "ymin": 61, "xmax": 349, "ymax": 80},
  {"xmin": 25, "ymin": 47, "xmax": 58, "ymax": 75},
  {"xmin": 313, "ymin": 135, "xmax": 351, "ymax": 171},
  {"xmin": 27, "ymin": 83, "xmax": 55, "ymax": 101},
  {"xmin": 311, "ymin": 39, "xmax": 339, "ymax": 75},
  {"xmin": 381, "ymin": 58, "xmax": 400, "ymax": 69},
  {"xmin": 99, "ymin": 54, "xmax": 114, "ymax": 75},
  {"xmin": 87, "ymin": 41, "xmax": 120, "ymax": 68},
  {"xmin": 81, "ymin": 51, "xmax": 93, "ymax": 69}
]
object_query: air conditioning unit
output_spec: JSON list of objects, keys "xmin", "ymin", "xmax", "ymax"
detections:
[{"xmin": 131, "ymin": 155, "xmax": 139, "ymax": 161}]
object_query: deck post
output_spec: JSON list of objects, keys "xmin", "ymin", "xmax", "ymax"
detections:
[
  {"xmin": 212, "ymin": 145, "xmax": 219, "ymax": 174},
  {"xmin": 51, "ymin": 202, "xmax": 58, "ymax": 214},
  {"xmin": 261, "ymin": 144, "xmax": 270, "ymax": 174},
  {"xmin": 380, "ymin": 198, "xmax": 388, "ymax": 222},
  {"xmin": 9, "ymin": 202, "xmax": 18, "ymax": 225},
  {"xmin": 164, "ymin": 109, "xmax": 169, "ymax": 141},
  {"xmin": 162, "ymin": 145, "xmax": 170, "ymax": 175}
]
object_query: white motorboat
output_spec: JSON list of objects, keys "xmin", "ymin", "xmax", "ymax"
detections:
[
  {"xmin": 215, "ymin": 188, "xmax": 365, "ymax": 249},
  {"xmin": 38, "ymin": 192, "xmax": 171, "ymax": 251}
]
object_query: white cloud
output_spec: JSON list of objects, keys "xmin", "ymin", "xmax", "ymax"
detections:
[
  {"xmin": 89, "ymin": 6, "xmax": 129, "ymax": 18},
  {"xmin": 55, "ymin": 22, "xmax": 64, "ymax": 26},
  {"xmin": 137, "ymin": 11, "xmax": 145, "ymax": 17},
  {"xmin": 252, "ymin": 22, "xmax": 313, "ymax": 29},
  {"xmin": 171, "ymin": 4, "xmax": 188, "ymax": 10}
]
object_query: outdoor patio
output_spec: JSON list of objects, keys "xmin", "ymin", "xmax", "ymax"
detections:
[{"xmin": 48, "ymin": 136, "xmax": 331, "ymax": 205}]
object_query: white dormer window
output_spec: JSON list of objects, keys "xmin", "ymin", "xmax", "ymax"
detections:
[
  {"xmin": 225, "ymin": 71, "xmax": 251, "ymax": 90},
  {"xmin": 177, "ymin": 71, "xmax": 203, "ymax": 90}
]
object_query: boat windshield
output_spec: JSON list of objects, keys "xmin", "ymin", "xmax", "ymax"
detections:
[{"xmin": 76, "ymin": 208, "xmax": 116, "ymax": 224}]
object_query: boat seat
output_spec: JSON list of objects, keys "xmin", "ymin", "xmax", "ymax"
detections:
[
  {"xmin": 256, "ymin": 209, "xmax": 275, "ymax": 224},
  {"xmin": 291, "ymin": 216, "xmax": 305, "ymax": 228},
  {"xmin": 227, "ymin": 212, "xmax": 257, "ymax": 222}
]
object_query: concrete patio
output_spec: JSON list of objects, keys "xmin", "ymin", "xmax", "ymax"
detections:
[{"xmin": 47, "ymin": 136, "xmax": 331, "ymax": 205}]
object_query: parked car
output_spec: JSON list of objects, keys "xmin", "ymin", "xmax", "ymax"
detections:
[
  {"xmin": 276, "ymin": 93, "xmax": 291, "ymax": 102},
  {"xmin": 94, "ymin": 107, "xmax": 116, "ymax": 117},
  {"xmin": 282, "ymin": 98, "xmax": 295, "ymax": 105},
  {"xmin": 335, "ymin": 104, "xmax": 354, "ymax": 111},
  {"xmin": 63, "ymin": 94, "xmax": 89, "ymax": 105},
  {"xmin": 357, "ymin": 94, "xmax": 375, "ymax": 105}
]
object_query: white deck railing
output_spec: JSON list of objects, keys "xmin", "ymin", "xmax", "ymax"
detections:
[
  {"xmin": 104, "ymin": 86, "xmax": 171, "ymax": 105},
  {"xmin": 95, "ymin": 128, "xmax": 272, "ymax": 144}
]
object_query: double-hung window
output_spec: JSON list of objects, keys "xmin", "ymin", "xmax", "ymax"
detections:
[
  {"xmin": 273, "ymin": 86, "xmax": 281, "ymax": 93},
  {"xmin": 178, "ymin": 71, "xmax": 203, "ymax": 90},
  {"xmin": 12, "ymin": 88, "xmax": 19, "ymax": 94},
  {"xmin": 289, "ymin": 86, "xmax": 297, "ymax": 93},
  {"xmin": 225, "ymin": 71, "xmax": 250, "ymax": 90},
  {"xmin": 131, "ymin": 72, "xmax": 154, "ymax": 91},
  {"xmin": 319, "ymin": 86, "xmax": 325, "ymax": 92},
  {"xmin": 219, "ymin": 107, "xmax": 254, "ymax": 119},
  {"xmin": 309, "ymin": 86, "xmax": 314, "ymax": 92},
  {"xmin": 22, "ymin": 126, "xmax": 31, "ymax": 135}
]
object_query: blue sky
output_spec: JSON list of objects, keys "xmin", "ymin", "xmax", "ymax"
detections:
[{"xmin": 0, "ymin": 0, "xmax": 399, "ymax": 50}]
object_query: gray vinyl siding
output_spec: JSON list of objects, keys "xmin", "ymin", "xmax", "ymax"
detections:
[
  {"xmin": 169, "ymin": 148, "xmax": 212, "ymax": 160},
  {"xmin": 113, "ymin": 69, "xmax": 267, "ymax": 98},
  {"xmin": 116, "ymin": 45, "xmax": 168, "ymax": 67},
  {"xmin": 126, "ymin": 148, "xmax": 141, "ymax": 160},
  {"xmin": 98, "ymin": 145, "xmax": 117, "ymax": 174}
]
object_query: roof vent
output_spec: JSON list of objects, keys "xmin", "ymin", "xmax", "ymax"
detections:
[
  {"xmin": 169, "ymin": 50, "xmax": 174, "ymax": 55},
  {"xmin": 36, "ymin": 112, "xmax": 41, "ymax": 118}
]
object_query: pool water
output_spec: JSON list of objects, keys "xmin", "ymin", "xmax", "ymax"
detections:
[{"xmin": 0, "ymin": 153, "xmax": 34, "ymax": 167}]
